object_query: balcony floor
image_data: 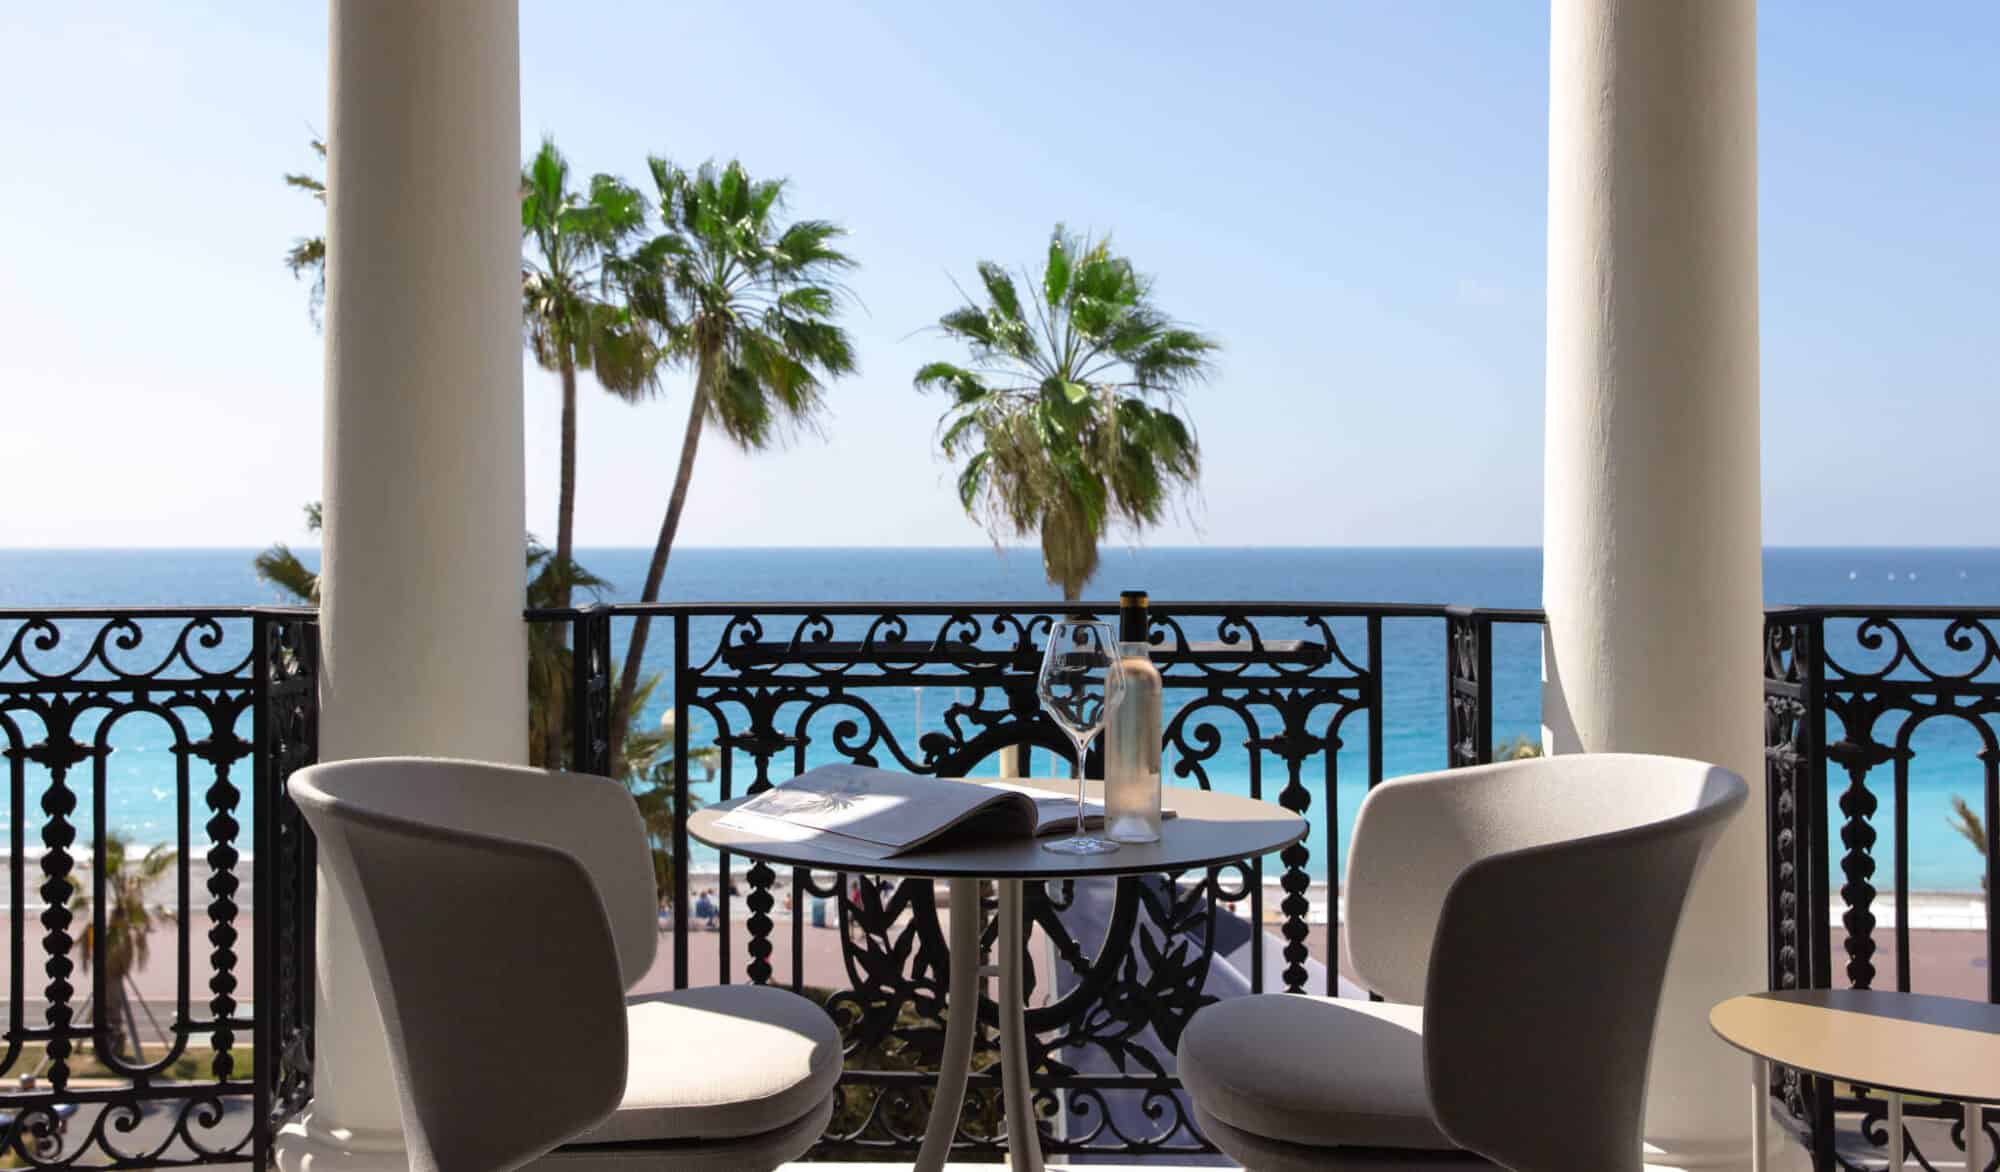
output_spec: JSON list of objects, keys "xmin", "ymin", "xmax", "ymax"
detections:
[{"xmin": 779, "ymin": 1136, "xmax": 1828, "ymax": 1172}]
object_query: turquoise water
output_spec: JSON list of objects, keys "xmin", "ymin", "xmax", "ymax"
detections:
[{"xmin": 2, "ymin": 546, "xmax": 1996, "ymax": 890}]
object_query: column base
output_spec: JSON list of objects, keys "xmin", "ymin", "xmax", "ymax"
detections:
[{"xmin": 272, "ymin": 1104, "xmax": 408, "ymax": 1172}]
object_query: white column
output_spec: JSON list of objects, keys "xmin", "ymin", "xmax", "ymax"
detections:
[
  {"xmin": 275, "ymin": 1, "xmax": 525, "ymax": 1167},
  {"xmin": 1542, "ymin": 1, "xmax": 1763, "ymax": 1168}
]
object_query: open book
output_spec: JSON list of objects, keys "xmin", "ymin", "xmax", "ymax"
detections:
[{"xmin": 714, "ymin": 763, "xmax": 1162, "ymax": 861}]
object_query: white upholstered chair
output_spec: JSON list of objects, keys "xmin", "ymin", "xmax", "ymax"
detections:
[
  {"xmin": 1176, "ymin": 753, "xmax": 1748, "ymax": 1171},
  {"xmin": 289, "ymin": 757, "xmax": 841, "ymax": 1172}
]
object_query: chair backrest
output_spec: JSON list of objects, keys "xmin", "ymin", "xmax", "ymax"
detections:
[
  {"xmin": 1348, "ymin": 753, "xmax": 1746, "ymax": 1172},
  {"xmin": 289, "ymin": 757, "xmax": 658, "ymax": 1172}
]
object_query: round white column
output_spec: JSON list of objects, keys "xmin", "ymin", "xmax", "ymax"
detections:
[
  {"xmin": 1541, "ymin": 0, "xmax": 1763, "ymax": 1167},
  {"xmin": 275, "ymin": 1, "xmax": 525, "ymax": 1167}
]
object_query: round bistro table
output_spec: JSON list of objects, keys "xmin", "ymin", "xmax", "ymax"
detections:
[
  {"xmin": 689, "ymin": 779, "xmax": 1307, "ymax": 1172},
  {"xmin": 1712, "ymin": 989, "xmax": 2000, "ymax": 1171}
]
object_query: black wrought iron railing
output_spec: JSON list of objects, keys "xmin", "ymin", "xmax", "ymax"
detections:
[
  {"xmin": 1, "ymin": 601, "xmax": 1993, "ymax": 1167},
  {"xmin": 556, "ymin": 603, "xmax": 1347, "ymax": 1157},
  {"xmin": 1445, "ymin": 606, "xmax": 1544, "ymax": 769},
  {"xmin": 1765, "ymin": 607, "xmax": 2000, "ymax": 1172},
  {"xmin": 0, "ymin": 609, "xmax": 317, "ymax": 1168},
  {"xmin": 537, "ymin": 600, "xmax": 1543, "ymax": 1160}
]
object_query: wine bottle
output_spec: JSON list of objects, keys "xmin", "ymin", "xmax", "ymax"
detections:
[{"xmin": 1104, "ymin": 589, "xmax": 1163, "ymax": 843}]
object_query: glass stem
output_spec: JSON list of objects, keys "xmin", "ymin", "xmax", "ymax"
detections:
[{"xmin": 1073, "ymin": 734, "xmax": 1089, "ymax": 838}]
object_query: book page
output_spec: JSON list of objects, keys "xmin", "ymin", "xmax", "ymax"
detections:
[
  {"xmin": 974, "ymin": 779, "xmax": 1179, "ymax": 836},
  {"xmin": 975, "ymin": 779, "xmax": 1107, "ymax": 835},
  {"xmin": 717, "ymin": 763, "xmax": 1029, "ymax": 854}
]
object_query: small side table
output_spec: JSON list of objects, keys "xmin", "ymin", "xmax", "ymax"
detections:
[
  {"xmin": 691, "ymin": 778, "xmax": 1306, "ymax": 1172},
  {"xmin": 1711, "ymin": 989, "xmax": 2000, "ymax": 1171}
]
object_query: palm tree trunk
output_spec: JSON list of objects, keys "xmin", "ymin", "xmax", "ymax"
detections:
[
  {"xmin": 555, "ymin": 357, "xmax": 580, "ymax": 603},
  {"xmin": 610, "ymin": 373, "xmax": 711, "ymax": 773},
  {"xmin": 545, "ymin": 358, "xmax": 581, "ymax": 768},
  {"xmin": 121, "ymin": 986, "xmax": 144, "ymax": 1061},
  {"xmin": 101, "ymin": 974, "xmax": 129, "ymax": 1062}
]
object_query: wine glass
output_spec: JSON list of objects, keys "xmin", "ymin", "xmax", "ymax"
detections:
[{"xmin": 1037, "ymin": 617, "xmax": 1125, "ymax": 855}]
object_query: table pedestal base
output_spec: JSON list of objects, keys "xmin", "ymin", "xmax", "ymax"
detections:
[
  {"xmin": 914, "ymin": 878, "xmax": 1044, "ymax": 1172},
  {"xmin": 913, "ymin": 878, "xmax": 982, "ymax": 1171},
  {"xmin": 1749, "ymin": 1056, "xmax": 1768, "ymax": 1171},
  {"xmin": 997, "ymin": 879, "xmax": 1044, "ymax": 1172}
]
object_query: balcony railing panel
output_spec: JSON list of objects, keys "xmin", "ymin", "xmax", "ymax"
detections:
[
  {"xmin": 578, "ymin": 601, "xmax": 1413, "ymax": 1160},
  {"xmin": 0, "ymin": 608, "xmax": 315, "ymax": 1168},
  {"xmin": 1764, "ymin": 607, "xmax": 2000, "ymax": 1171},
  {"xmin": 6, "ymin": 601, "xmax": 1992, "ymax": 1169},
  {"xmin": 251, "ymin": 613, "xmax": 318, "ymax": 1159}
]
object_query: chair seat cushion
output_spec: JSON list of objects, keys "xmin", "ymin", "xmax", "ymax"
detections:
[
  {"xmin": 1178, "ymin": 994, "xmax": 1455, "ymax": 1151},
  {"xmin": 545, "ymin": 1092, "xmax": 834, "ymax": 1170},
  {"xmin": 572, "ymin": 985, "xmax": 841, "ymax": 1144},
  {"xmin": 1192, "ymin": 1104, "xmax": 1490, "ymax": 1171}
]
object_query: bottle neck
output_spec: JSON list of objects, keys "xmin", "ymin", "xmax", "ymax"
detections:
[{"xmin": 1117, "ymin": 640, "xmax": 1154, "ymax": 659}]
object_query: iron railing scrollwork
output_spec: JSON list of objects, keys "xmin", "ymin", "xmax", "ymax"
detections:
[
  {"xmin": 252, "ymin": 610, "xmax": 319, "ymax": 1165},
  {"xmin": 1764, "ymin": 607, "xmax": 2000, "ymax": 1172},
  {"xmin": 567, "ymin": 605, "xmax": 614, "ymax": 777},
  {"xmin": 1762, "ymin": 610, "xmax": 1837, "ymax": 1163},
  {"xmin": 9, "ymin": 600, "xmax": 1994, "ymax": 1168},
  {"xmin": 541, "ymin": 600, "xmax": 1556, "ymax": 1160},
  {"xmin": 591, "ymin": 601, "xmax": 1423, "ymax": 1160},
  {"xmin": 1445, "ymin": 607, "xmax": 1493, "ymax": 768},
  {"xmin": 1443, "ymin": 608, "xmax": 1545, "ymax": 770},
  {"xmin": 0, "ymin": 608, "xmax": 310, "ymax": 1167}
]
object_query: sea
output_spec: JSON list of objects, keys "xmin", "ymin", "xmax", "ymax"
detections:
[{"xmin": 2, "ymin": 546, "xmax": 1996, "ymax": 892}]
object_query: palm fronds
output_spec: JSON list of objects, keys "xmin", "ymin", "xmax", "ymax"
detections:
[
  {"xmin": 253, "ymin": 501, "xmax": 322, "ymax": 603},
  {"xmin": 284, "ymin": 137, "xmax": 329, "ymax": 328},
  {"xmin": 918, "ymin": 225, "xmax": 1217, "ymax": 598},
  {"xmin": 1949, "ymin": 795, "xmax": 1989, "ymax": 890},
  {"xmin": 520, "ymin": 140, "xmax": 654, "ymax": 389},
  {"xmin": 253, "ymin": 545, "xmax": 319, "ymax": 604}
]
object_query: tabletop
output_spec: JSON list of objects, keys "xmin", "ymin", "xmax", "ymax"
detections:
[
  {"xmin": 687, "ymin": 778, "xmax": 1307, "ymax": 880},
  {"xmin": 1710, "ymin": 989, "xmax": 2000, "ymax": 1104}
]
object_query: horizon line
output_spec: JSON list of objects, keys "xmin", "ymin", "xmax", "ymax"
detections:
[{"xmin": 5, "ymin": 543, "xmax": 2000, "ymax": 553}]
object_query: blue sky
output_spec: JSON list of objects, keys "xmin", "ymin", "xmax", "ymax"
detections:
[{"xmin": 1, "ymin": 2, "xmax": 1994, "ymax": 548}]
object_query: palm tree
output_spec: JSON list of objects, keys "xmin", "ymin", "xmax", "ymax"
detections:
[
  {"xmin": 521, "ymin": 138, "xmax": 660, "ymax": 608},
  {"xmin": 607, "ymin": 158, "xmax": 859, "ymax": 761},
  {"xmin": 1950, "ymin": 795, "xmax": 1989, "ymax": 890},
  {"xmin": 70, "ymin": 834, "xmax": 177, "ymax": 1061},
  {"xmin": 254, "ymin": 502, "xmax": 322, "ymax": 603},
  {"xmin": 917, "ymin": 226, "xmax": 1217, "ymax": 599},
  {"xmin": 283, "ymin": 137, "xmax": 327, "ymax": 328}
]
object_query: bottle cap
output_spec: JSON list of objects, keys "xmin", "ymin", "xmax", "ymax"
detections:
[{"xmin": 1118, "ymin": 590, "xmax": 1149, "ymax": 643}]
